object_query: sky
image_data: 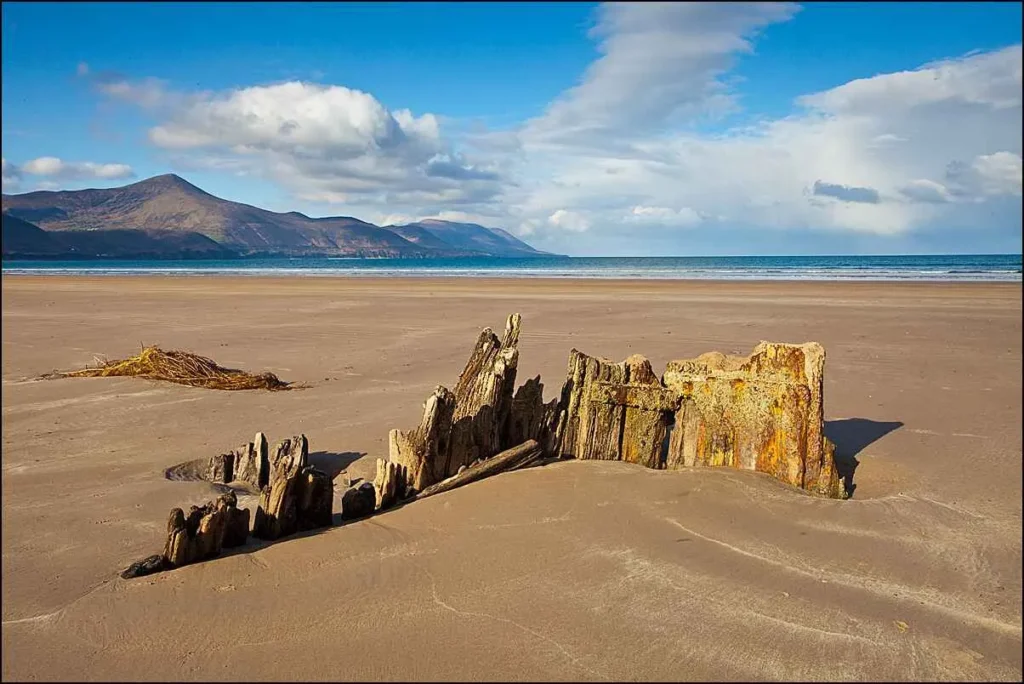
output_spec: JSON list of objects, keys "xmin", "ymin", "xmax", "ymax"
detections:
[{"xmin": 2, "ymin": 1, "xmax": 1021, "ymax": 256}]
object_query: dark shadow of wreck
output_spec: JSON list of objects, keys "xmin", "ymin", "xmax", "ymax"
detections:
[
  {"xmin": 824, "ymin": 418, "xmax": 903, "ymax": 498},
  {"xmin": 308, "ymin": 451, "xmax": 364, "ymax": 479}
]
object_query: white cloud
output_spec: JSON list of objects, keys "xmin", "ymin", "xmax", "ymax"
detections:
[
  {"xmin": 899, "ymin": 179, "xmax": 953, "ymax": 204},
  {"xmin": 96, "ymin": 79, "xmax": 505, "ymax": 216},
  {"xmin": 21, "ymin": 157, "xmax": 64, "ymax": 175},
  {"xmin": 629, "ymin": 205, "xmax": 703, "ymax": 227},
  {"xmin": 970, "ymin": 151, "xmax": 1023, "ymax": 196},
  {"xmin": 503, "ymin": 36, "xmax": 1022, "ymax": 243},
  {"xmin": 19, "ymin": 156, "xmax": 135, "ymax": 181},
  {"xmin": 372, "ymin": 209, "xmax": 500, "ymax": 227},
  {"xmin": 377, "ymin": 213, "xmax": 418, "ymax": 227},
  {"xmin": 548, "ymin": 209, "xmax": 590, "ymax": 232},
  {"xmin": 797, "ymin": 46, "xmax": 1022, "ymax": 114},
  {"xmin": 525, "ymin": 2, "xmax": 800, "ymax": 145}
]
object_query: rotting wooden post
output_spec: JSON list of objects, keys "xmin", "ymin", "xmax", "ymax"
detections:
[
  {"xmin": 388, "ymin": 385, "xmax": 456, "ymax": 494},
  {"xmin": 415, "ymin": 439, "xmax": 543, "ymax": 500},
  {"xmin": 661, "ymin": 342, "xmax": 843, "ymax": 498}
]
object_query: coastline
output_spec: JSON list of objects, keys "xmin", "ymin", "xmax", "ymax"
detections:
[
  {"xmin": 3, "ymin": 253, "xmax": 1020, "ymax": 283},
  {"xmin": 2, "ymin": 275, "xmax": 1021, "ymax": 680}
]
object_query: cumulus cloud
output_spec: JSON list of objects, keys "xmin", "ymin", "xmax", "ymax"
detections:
[
  {"xmin": 548, "ymin": 209, "xmax": 590, "ymax": 232},
  {"xmin": 19, "ymin": 156, "xmax": 135, "ymax": 181},
  {"xmin": 898, "ymin": 179, "xmax": 953, "ymax": 204},
  {"xmin": 969, "ymin": 151, "xmax": 1023, "ymax": 196},
  {"xmin": 95, "ymin": 79, "xmax": 504, "ymax": 215}
]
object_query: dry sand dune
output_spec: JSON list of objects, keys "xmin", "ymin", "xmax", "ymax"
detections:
[{"xmin": 1, "ymin": 276, "xmax": 1021, "ymax": 681}]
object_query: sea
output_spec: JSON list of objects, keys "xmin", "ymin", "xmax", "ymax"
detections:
[{"xmin": 1, "ymin": 254, "xmax": 1021, "ymax": 281}]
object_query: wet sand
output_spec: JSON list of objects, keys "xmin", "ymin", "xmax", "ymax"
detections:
[{"xmin": 1, "ymin": 276, "xmax": 1021, "ymax": 681}]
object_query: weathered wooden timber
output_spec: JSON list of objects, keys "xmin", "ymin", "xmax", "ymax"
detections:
[
  {"xmin": 661, "ymin": 342, "xmax": 842, "ymax": 497},
  {"xmin": 415, "ymin": 439, "xmax": 544, "ymax": 500},
  {"xmin": 253, "ymin": 434, "xmax": 334, "ymax": 540},
  {"xmin": 386, "ymin": 313, "xmax": 524, "ymax": 500},
  {"xmin": 548, "ymin": 340, "xmax": 843, "ymax": 498}
]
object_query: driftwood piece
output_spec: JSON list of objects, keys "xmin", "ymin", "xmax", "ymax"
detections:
[
  {"xmin": 373, "ymin": 459, "xmax": 407, "ymax": 511},
  {"xmin": 224, "ymin": 507, "xmax": 250, "ymax": 547},
  {"xmin": 164, "ymin": 508, "xmax": 190, "ymax": 566},
  {"xmin": 121, "ymin": 554, "xmax": 167, "ymax": 579},
  {"xmin": 557, "ymin": 351, "xmax": 670, "ymax": 461},
  {"xmin": 619, "ymin": 356, "xmax": 674, "ymax": 469},
  {"xmin": 207, "ymin": 452, "xmax": 234, "ymax": 484},
  {"xmin": 388, "ymin": 386, "xmax": 455, "ymax": 493},
  {"xmin": 295, "ymin": 465, "xmax": 334, "ymax": 530},
  {"xmin": 388, "ymin": 313, "xmax": 524, "ymax": 495},
  {"xmin": 505, "ymin": 376, "xmax": 560, "ymax": 452},
  {"xmin": 253, "ymin": 475, "xmax": 298, "ymax": 540},
  {"xmin": 160, "ymin": 491, "xmax": 248, "ymax": 568},
  {"xmin": 662, "ymin": 341, "xmax": 842, "ymax": 498},
  {"xmin": 550, "ymin": 342, "xmax": 843, "ymax": 498},
  {"xmin": 341, "ymin": 482, "xmax": 376, "ymax": 520},
  {"xmin": 415, "ymin": 440, "xmax": 543, "ymax": 500},
  {"xmin": 252, "ymin": 434, "xmax": 331, "ymax": 540},
  {"xmin": 589, "ymin": 381, "xmax": 681, "ymax": 469},
  {"xmin": 252, "ymin": 468, "xmax": 328, "ymax": 540},
  {"xmin": 268, "ymin": 434, "xmax": 308, "ymax": 477},
  {"xmin": 445, "ymin": 313, "xmax": 522, "ymax": 473},
  {"xmin": 165, "ymin": 431, "xmax": 270, "ymax": 489},
  {"xmin": 232, "ymin": 432, "xmax": 270, "ymax": 488}
]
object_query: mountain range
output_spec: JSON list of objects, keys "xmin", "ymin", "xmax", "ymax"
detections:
[{"xmin": 1, "ymin": 174, "xmax": 554, "ymax": 259}]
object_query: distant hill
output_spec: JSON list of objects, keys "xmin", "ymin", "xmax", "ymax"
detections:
[
  {"xmin": 387, "ymin": 219, "xmax": 548, "ymax": 258},
  {"xmin": 2, "ymin": 212, "xmax": 236, "ymax": 259},
  {"xmin": 1, "ymin": 174, "xmax": 557, "ymax": 259}
]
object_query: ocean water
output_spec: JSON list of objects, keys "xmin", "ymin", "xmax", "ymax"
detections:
[{"xmin": 1, "ymin": 254, "xmax": 1021, "ymax": 281}]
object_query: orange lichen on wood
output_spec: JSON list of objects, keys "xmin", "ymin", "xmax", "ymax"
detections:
[
  {"xmin": 661, "ymin": 341, "xmax": 842, "ymax": 498},
  {"xmin": 551, "ymin": 340, "xmax": 844, "ymax": 498}
]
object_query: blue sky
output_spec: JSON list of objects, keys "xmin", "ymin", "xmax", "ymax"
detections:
[{"xmin": 2, "ymin": 2, "xmax": 1021, "ymax": 256}]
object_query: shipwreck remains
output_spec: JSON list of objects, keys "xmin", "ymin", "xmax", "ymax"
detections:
[
  {"xmin": 122, "ymin": 312, "xmax": 845, "ymax": 579},
  {"xmin": 375, "ymin": 312, "xmax": 843, "ymax": 507},
  {"xmin": 126, "ymin": 433, "xmax": 333, "ymax": 578},
  {"xmin": 550, "ymin": 343, "xmax": 842, "ymax": 497}
]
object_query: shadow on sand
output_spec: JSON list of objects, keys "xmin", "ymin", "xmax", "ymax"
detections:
[
  {"xmin": 824, "ymin": 418, "xmax": 903, "ymax": 498},
  {"xmin": 308, "ymin": 451, "xmax": 364, "ymax": 479}
]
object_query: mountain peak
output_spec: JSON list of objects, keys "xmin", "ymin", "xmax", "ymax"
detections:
[{"xmin": 130, "ymin": 173, "xmax": 209, "ymax": 195}]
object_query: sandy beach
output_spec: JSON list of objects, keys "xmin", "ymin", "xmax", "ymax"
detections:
[{"xmin": 1, "ymin": 275, "xmax": 1021, "ymax": 681}]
